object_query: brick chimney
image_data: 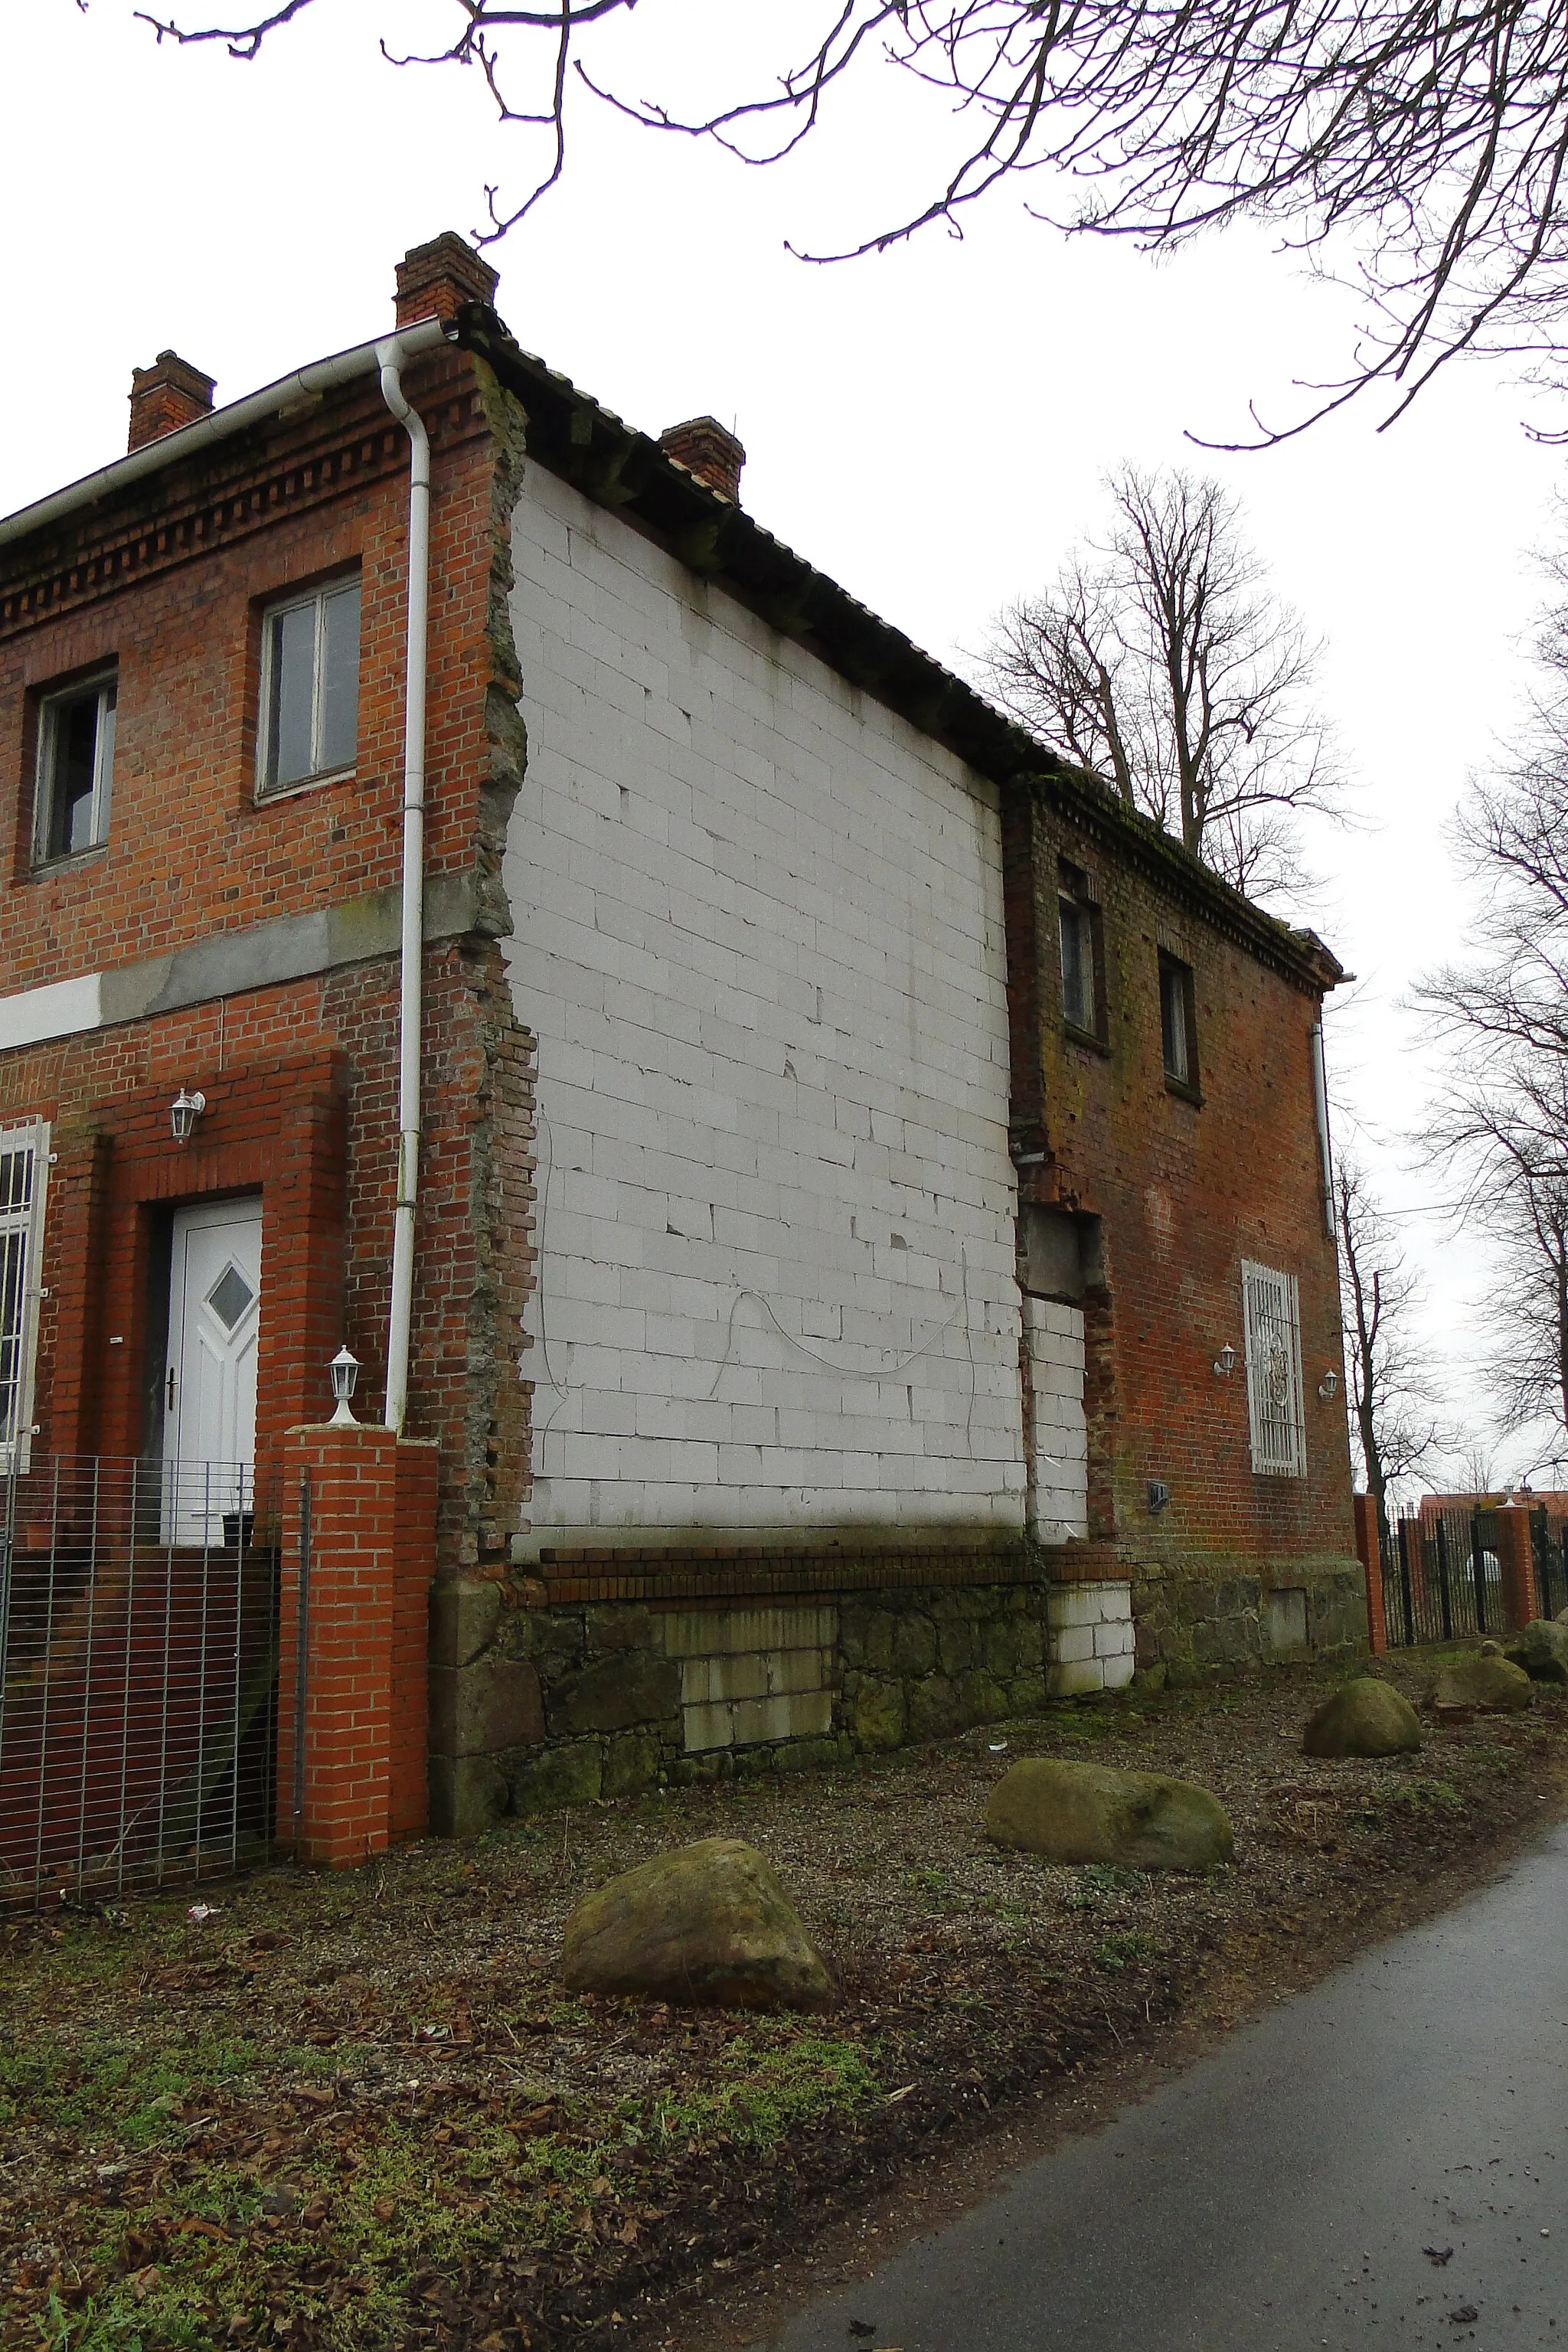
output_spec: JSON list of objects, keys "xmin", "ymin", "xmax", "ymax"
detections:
[
  {"xmin": 658, "ymin": 416, "xmax": 745, "ymax": 503},
  {"xmin": 394, "ymin": 231, "xmax": 499, "ymax": 328},
  {"xmin": 128, "ymin": 351, "xmax": 216, "ymax": 452}
]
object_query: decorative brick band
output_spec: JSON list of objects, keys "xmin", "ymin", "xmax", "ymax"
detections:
[{"xmin": 525, "ymin": 1544, "xmax": 1076, "ymax": 1607}]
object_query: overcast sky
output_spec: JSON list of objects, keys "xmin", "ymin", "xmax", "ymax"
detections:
[{"xmin": 8, "ymin": 0, "xmax": 1562, "ymax": 1490}]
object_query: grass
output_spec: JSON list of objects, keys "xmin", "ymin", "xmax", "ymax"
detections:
[{"xmin": 0, "ymin": 2028, "xmax": 262, "ymax": 2148}]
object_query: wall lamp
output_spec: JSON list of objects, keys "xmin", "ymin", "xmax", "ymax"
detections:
[
  {"xmin": 1213, "ymin": 1344, "xmax": 1236, "ymax": 1378},
  {"xmin": 170, "ymin": 1087, "xmax": 206, "ymax": 1144},
  {"xmin": 328, "ymin": 1346, "xmax": 361, "ymax": 1427},
  {"xmin": 1318, "ymin": 1370, "xmax": 1340, "ymax": 1400}
]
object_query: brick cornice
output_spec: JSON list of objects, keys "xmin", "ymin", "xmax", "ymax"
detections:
[{"xmin": 0, "ymin": 352, "xmax": 485, "ymax": 639}]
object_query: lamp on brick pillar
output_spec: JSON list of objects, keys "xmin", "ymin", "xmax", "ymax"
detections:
[{"xmin": 328, "ymin": 1347, "xmax": 359, "ymax": 1427}]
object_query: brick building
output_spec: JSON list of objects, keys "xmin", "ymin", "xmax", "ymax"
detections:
[{"xmin": 0, "ymin": 234, "xmax": 1363, "ymax": 1846}]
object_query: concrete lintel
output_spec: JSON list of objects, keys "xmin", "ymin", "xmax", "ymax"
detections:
[{"xmin": 0, "ymin": 871, "xmax": 482, "ymax": 1056}]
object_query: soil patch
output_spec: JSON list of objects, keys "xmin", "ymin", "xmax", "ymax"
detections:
[{"xmin": 4, "ymin": 1650, "xmax": 1563, "ymax": 2352}]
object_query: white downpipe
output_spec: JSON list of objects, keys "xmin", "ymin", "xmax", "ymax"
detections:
[
  {"xmin": 377, "ymin": 340, "xmax": 433, "ymax": 1435},
  {"xmin": 1309, "ymin": 1022, "xmax": 1335, "ymax": 1242}
]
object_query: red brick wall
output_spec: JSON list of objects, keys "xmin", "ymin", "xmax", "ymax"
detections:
[
  {"xmin": 1004, "ymin": 780, "xmax": 1357, "ymax": 1594},
  {"xmin": 0, "ymin": 340, "xmax": 537, "ymax": 1580},
  {"xmin": 0, "ymin": 351, "xmax": 495, "ymax": 985}
]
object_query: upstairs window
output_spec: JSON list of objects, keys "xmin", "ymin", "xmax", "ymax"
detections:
[
  {"xmin": 1241, "ymin": 1258, "xmax": 1306, "ymax": 1478},
  {"xmin": 1159, "ymin": 952, "xmax": 1197, "ymax": 1089},
  {"xmin": 1058, "ymin": 863, "xmax": 1103, "ymax": 1038},
  {"xmin": 257, "ymin": 576, "xmax": 360, "ymax": 796},
  {"xmin": 0, "ymin": 1122, "xmax": 48, "ymax": 1472},
  {"xmin": 35, "ymin": 675, "xmax": 116, "ymax": 863}
]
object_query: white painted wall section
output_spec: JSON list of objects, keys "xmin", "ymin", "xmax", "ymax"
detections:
[
  {"xmin": 504, "ymin": 463, "xmax": 1024, "ymax": 1551},
  {"xmin": 1024, "ymin": 1297, "xmax": 1089, "ymax": 1541}
]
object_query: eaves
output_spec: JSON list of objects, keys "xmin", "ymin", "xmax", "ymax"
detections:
[{"xmin": 458, "ymin": 303, "xmax": 1343, "ymax": 1001}]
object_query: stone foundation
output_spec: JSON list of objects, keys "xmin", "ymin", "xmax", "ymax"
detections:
[
  {"xmin": 427, "ymin": 1555, "xmax": 1367, "ymax": 1831},
  {"xmin": 1130, "ymin": 1557, "xmax": 1366, "ymax": 1684}
]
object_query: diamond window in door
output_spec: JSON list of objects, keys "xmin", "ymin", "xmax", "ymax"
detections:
[{"xmin": 205, "ymin": 1263, "xmax": 256, "ymax": 1331}]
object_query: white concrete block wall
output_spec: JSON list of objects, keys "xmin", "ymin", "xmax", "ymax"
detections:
[
  {"xmin": 505, "ymin": 464, "xmax": 1025, "ymax": 1551},
  {"xmin": 1024, "ymin": 1297, "xmax": 1088, "ymax": 1540},
  {"xmin": 1046, "ymin": 1580, "xmax": 1135, "ymax": 1694},
  {"xmin": 661, "ymin": 1603, "xmax": 839, "ymax": 1753}
]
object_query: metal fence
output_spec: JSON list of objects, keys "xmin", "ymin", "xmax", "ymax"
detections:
[
  {"xmin": 1533, "ymin": 1507, "xmax": 1568, "ymax": 1622},
  {"xmin": 1382, "ymin": 1505, "xmax": 1504, "ymax": 1648},
  {"xmin": 0, "ymin": 1457, "xmax": 281, "ymax": 1909}
]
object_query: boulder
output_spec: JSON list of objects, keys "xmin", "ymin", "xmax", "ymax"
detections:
[
  {"xmin": 1302, "ymin": 1677, "xmax": 1422, "ymax": 1759},
  {"xmin": 1504, "ymin": 1619, "xmax": 1568, "ymax": 1685},
  {"xmin": 1432, "ymin": 1654, "xmax": 1535, "ymax": 1713},
  {"xmin": 983, "ymin": 1758, "xmax": 1233, "ymax": 1871},
  {"xmin": 561, "ymin": 1837, "xmax": 837, "ymax": 2010}
]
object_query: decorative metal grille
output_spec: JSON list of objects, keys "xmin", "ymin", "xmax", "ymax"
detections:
[
  {"xmin": 1241, "ymin": 1258, "xmax": 1306, "ymax": 1478},
  {"xmin": 0, "ymin": 1122, "xmax": 47, "ymax": 1471}
]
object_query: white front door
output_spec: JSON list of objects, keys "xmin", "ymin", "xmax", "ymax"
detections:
[{"xmin": 164, "ymin": 1197, "xmax": 263, "ymax": 1544}]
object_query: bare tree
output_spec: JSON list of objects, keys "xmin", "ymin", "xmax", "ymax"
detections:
[
  {"xmin": 984, "ymin": 467, "xmax": 1341, "ymax": 898},
  {"xmin": 130, "ymin": 2, "xmax": 1568, "ymax": 430},
  {"xmin": 1419, "ymin": 531, "xmax": 1568, "ymax": 1455},
  {"xmin": 1334, "ymin": 1159, "xmax": 1444, "ymax": 1544}
]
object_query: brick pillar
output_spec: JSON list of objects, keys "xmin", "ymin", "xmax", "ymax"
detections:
[
  {"xmin": 390, "ymin": 1440, "xmax": 438, "ymax": 1841},
  {"xmin": 278, "ymin": 1423, "xmax": 437, "ymax": 1867},
  {"xmin": 1353, "ymin": 1493, "xmax": 1387, "ymax": 1655},
  {"xmin": 1496, "ymin": 1504, "xmax": 1537, "ymax": 1633}
]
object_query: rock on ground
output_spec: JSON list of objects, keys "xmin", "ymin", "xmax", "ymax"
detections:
[
  {"xmin": 1505, "ymin": 1619, "xmax": 1568, "ymax": 1685},
  {"xmin": 561, "ymin": 1836, "xmax": 838, "ymax": 2010},
  {"xmin": 1432, "ymin": 1654, "xmax": 1535, "ymax": 1713},
  {"xmin": 1302, "ymin": 1677, "xmax": 1423, "ymax": 1758},
  {"xmin": 984, "ymin": 1758, "xmax": 1233, "ymax": 1871}
]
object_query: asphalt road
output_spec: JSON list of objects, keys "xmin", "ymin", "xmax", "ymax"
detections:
[{"xmin": 751, "ymin": 1818, "xmax": 1568, "ymax": 2352}]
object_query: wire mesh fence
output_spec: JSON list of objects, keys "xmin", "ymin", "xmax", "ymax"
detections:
[{"xmin": 0, "ymin": 1457, "xmax": 282, "ymax": 1910}]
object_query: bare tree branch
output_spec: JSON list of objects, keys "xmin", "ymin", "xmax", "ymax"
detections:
[
  {"xmin": 125, "ymin": 1, "xmax": 1568, "ymax": 429},
  {"xmin": 1335, "ymin": 1157, "xmax": 1446, "ymax": 1542},
  {"xmin": 982, "ymin": 466, "xmax": 1343, "ymax": 899}
]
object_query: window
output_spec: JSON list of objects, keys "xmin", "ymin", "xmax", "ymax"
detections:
[
  {"xmin": 1159, "ymin": 952, "xmax": 1197, "ymax": 1089},
  {"xmin": 0, "ymin": 1122, "xmax": 49, "ymax": 1471},
  {"xmin": 257, "ymin": 576, "xmax": 360, "ymax": 795},
  {"xmin": 1058, "ymin": 864, "xmax": 1102, "ymax": 1037},
  {"xmin": 1241, "ymin": 1258, "xmax": 1306, "ymax": 1478},
  {"xmin": 34, "ymin": 675, "xmax": 115, "ymax": 862}
]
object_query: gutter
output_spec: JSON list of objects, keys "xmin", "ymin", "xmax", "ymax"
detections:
[{"xmin": 0, "ymin": 316, "xmax": 453, "ymax": 550}]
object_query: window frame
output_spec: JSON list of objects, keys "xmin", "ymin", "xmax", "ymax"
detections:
[
  {"xmin": 0, "ymin": 1120, "xmax": 50, "ymax": 1475},
  {"xmin": 1241, "ymin": 1257, "xmax": 1307, "ymax": 1478},
  {"xmin": 33, "ymin": 671, "xmax": 116, "ymax": 867},
  {"xmin": 1158, "ymin": 950, "xmax": 1199, "ymax": 1096},
  {"xmin": 254, "ymin": 573, "xmax": 361, "ymax": 802},
  {"xmin": 1057, "ymin": 861, "xmax": 1107, "ymax": 1046}
]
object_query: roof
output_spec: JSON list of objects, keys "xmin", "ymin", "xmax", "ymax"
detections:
[
  {"xmin": 0, "ymin": 299, "xmax": 1342, "ymax": 998},
  {"xmin": 456, "ymin": 302, "xmax": 1344, "ymax": 998}
]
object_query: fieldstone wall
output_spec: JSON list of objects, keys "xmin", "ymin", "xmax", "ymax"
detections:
[
  {"xmin": 1130, "ymin": 1557, "xmax": 1367, "ymax": 1686},
  {"xmin": 427, "ymin": 1556, "xmax": 1370, "ymax": 1832},
  {"xmin": 430, "ymin": 1577, "xmax": 1074, "ymax": 1832}
]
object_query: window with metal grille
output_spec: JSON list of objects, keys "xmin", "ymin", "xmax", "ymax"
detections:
[
  {"xmin": 1241, "ymin": 1257, "xmax": 1306, "ymax": 1478},
  {"xmin": 0, "ymin": 1122, "xmax": 49, "ymax": 1472}
]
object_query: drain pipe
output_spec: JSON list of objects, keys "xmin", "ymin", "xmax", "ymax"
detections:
[
  {"xmin": 1309, "ymin": 1022, "xmax": 1335, "ymax": 1243},
  {"xmin": 377, "ymin": 338, "xmax": 433, "ymax": 1436}
]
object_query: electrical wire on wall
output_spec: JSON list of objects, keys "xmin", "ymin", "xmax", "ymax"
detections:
[{"xmin": 527, "ymin": 1104, "xmax": 1002, "ymax": 1484}]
